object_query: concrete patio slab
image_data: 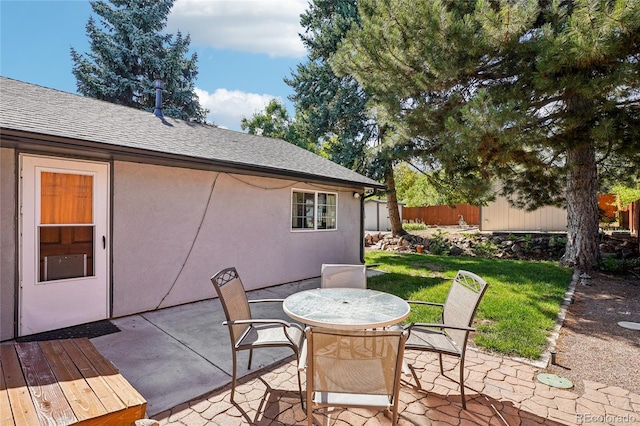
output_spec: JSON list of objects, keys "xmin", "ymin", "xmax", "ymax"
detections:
[
  {"xmin": 90, "ymin": 312, "xmax": 226, "ymax": 416},
  {"xmin": 90, "ymin": 277, "xmax": 318, "ymax": 416}
]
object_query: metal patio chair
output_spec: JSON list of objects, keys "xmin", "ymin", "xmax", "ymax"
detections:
[
  {"xmin": 302, "ymin": 327, "xmax": 408, "ymax": 425},
  {"xmin": 402, "ymin": 270, "xmax": 488, "ymax": 409},
  {"xmin": 211, "ymin": 267, "xmax": 305, "ymax": 406},
  {"xmin": 320, "ymin": 263, "xmax": 367, "ymax": 289}
]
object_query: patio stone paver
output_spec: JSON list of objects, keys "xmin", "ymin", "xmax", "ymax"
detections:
[{"xmin": 149, "ymin": 349, "xmax": 639, "ymax": 425}]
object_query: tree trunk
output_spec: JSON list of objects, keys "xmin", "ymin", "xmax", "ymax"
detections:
[
  {"xmin": 384, "ymin": 163, "xmax": 407, "ymax": 236},
  {"xmin": 561, "ymin": 142, "xmax": 601, "ymax": 270}
]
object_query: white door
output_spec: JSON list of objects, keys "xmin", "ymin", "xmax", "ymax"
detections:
[{"xmin": 20, "ymin": 155, "xmax": 109, "ymax": 336}]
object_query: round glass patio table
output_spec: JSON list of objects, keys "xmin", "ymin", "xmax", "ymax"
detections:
[{"xmin": 283, "ymin": 288, "xmax": 410, "ymax": 329}]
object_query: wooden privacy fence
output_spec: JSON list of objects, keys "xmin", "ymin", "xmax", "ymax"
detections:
[{"xmin": 403, "ymin": 204, "xmax": 479, "ymax": 226}]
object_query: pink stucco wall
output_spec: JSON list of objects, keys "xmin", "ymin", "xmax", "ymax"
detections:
[{"xmin": 112, "ymin": 161, "xmax": 362, "ymax": 317}]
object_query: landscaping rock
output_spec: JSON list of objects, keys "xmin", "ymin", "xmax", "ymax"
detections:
[
  {"xmin": 364, "ymin": 229, "xmax": 639, "ymax": 268},
  {"xmin": 450, "ymin": 246, "xmax": 464, "ymax": 256}
]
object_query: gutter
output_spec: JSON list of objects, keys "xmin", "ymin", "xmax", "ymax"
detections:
[{"xmin": 360, "ymin": 194, "xmax": 365, "ymax": 263}]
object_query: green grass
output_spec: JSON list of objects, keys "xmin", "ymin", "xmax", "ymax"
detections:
[
  {"xmin": 402, "ymin": 222, "xmax": 428, "ymax": 232},
  {"xmin": 365, "ymin": 251, "xmax": 573, "ymax": 359}
]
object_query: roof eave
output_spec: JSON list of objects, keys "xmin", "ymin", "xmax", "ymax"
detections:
[{"xmin": 0, "ymin": 128, "xmax": 385, "ymax": 191}]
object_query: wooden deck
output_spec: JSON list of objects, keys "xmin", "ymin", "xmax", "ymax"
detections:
[{"xmin": 0, "ymin": 338, "xmax": 146, "ymax": 426}]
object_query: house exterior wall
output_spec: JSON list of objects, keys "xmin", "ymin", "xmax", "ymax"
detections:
[
  {"xmin": 480, "ymin": 194, "xmax": 567, "ymax": 232},
  {"xmin": 0, "ymin": 155, "xmax": 363, "ymax": 339},
  {"xmin": 111, "ymin": 161, "xmax": 362, "ymax": 317},
  {"xmin": 1, "ymin": 148, "xmax": 16, "ymax": 340}
]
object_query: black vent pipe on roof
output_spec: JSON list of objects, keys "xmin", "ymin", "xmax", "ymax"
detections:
[{"xmin": 153, "ymin": 79, "xmax": 164, "ymax": 118}]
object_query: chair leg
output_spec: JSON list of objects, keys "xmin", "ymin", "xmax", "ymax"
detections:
[
  {"xmin": 459, "ymin": 355, "xmax": 466, "ymax": 410},
  {"xmin": 247, "ymin": 348, "xmax": 253, "ymax": 369},
  {"xmin": 297, "ymin": 367, "xmax": 305, "ymax": 409},
  {"xmin": 408, "ymin": 363, "xmax": 422, "ymax": 389},
  {"xmin": 438, "ymin": 353, "xmax": 444, "ymax": 375},
  {"xmin": 231, "ymin": 350, "xmax": 238, "ymax": 402},
  {"xmin": 391, "ymin": 402, "xmax": 400, "ymax": 425}
]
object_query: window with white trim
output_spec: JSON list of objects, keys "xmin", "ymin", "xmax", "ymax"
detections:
[{"xmin": 291, "ymin": 190, "xmax": 337, "ymax": 230}]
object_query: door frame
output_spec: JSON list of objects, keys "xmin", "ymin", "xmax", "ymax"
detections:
[{"xmin": 18, "ymin": 153, "xmax": 111, "ymax": 336}]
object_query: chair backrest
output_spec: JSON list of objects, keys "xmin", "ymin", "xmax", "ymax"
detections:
[
  {"xmin": 442, "ymin": 270, "xmax": 488, "ymax": 349},
  {"xmin": 306, "ymin": 327, "xmax": 407, "ymax": 402},
  {"xmin": 211, "ymin": 267, "xmax": 252, "ymax": 345},
  {"xmin": 320, "ymin": 264, "xmax": 367, "ymax": 289}
]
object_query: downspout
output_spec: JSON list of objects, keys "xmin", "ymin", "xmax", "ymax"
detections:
[
  {"xmin": 360, "ymin": 193, "xmax": 365, "ymax": 263},
  {"xmin": 361, "ymin": 191, "xmax": 380, "ymax": 263},
  {"xmin": 13, "ymin": 150, "xmax": 19, "ymax": 339}
]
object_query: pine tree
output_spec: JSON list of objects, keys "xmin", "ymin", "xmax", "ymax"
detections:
[
  {"xmin": 335, "ymin": 0, "xmax": 640, "ymax": 270},
  {"xmin": 240, "ymin": 99, "xmax": 315, "ymax": 151},
  {"xmin": 70, "ymin": 0, "xmax": 208, "ymax": 122},
  {"xmin": 287, "ymin": 0, "xmax": 407, "ymax": 235}
]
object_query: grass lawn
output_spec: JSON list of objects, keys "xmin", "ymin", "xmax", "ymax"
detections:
[{"xmin": 365, "ymin": 250, "xmax": 574, "ymax": 359}]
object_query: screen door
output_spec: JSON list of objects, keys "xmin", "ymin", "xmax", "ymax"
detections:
[{"xmin": 20, "ymin": 155, "xmax": 109, "ymax": 336}]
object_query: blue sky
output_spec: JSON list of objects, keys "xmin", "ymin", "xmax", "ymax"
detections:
[{"xmin": 0, "ymin": 0, "xmax": 309, "ymax": 131}]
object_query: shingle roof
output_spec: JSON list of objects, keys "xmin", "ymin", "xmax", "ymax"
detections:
[{"xmin": 0, "ymin": 77, "xmax": 382, "ymax": 189}]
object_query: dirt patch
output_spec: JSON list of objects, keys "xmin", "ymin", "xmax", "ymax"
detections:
[{"xmin": 543, "ymin": 272, "xmax": 640, "ymax": 395}]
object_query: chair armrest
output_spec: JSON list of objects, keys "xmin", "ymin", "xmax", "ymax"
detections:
[
  {"xmin": 406, "ymin": 300, "xmax": 444, "ymax": 308},
  {"xmin": 407, "ymin": 322, "xmax": 476, "ymax": 332},
  {"xmin": 223, "ymin": 319, "xmax": 304, "ymax": 331},
  {"xmin": 248, "ymin": 298, "xmax": 285, "ymax": 304},
  {"xmin": 223, "ymin": 319, "xmax": 305, "ymax": 350}
]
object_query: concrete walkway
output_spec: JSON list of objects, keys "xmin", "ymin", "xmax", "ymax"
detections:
[{"xmin": 90, "ymin": 277, "xmax": 640, "ymax": 425}]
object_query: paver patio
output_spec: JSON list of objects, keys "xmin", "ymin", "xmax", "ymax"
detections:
[
  {"xmin": 82, "ymin": 272, "xmax": 637, "ymax": 425},
  {"xmin": 150, "ymin": 348, "xmax": 640, "ymax": 425}
]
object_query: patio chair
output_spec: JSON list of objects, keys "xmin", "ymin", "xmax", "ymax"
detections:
[
  {"xmin": 320, "ymin": 263, "xmax": 367, "ymax": 289},
  {"xmin": 303, "ymin": 327, "xmax": 408, "ymax": 425},
  {"xmin": 401, "ymin": 270, "xmax": 488, "ymax": 409},
  {"xmin": 211, "ymin": 267, "xmax": 305, "ymax": 406}
]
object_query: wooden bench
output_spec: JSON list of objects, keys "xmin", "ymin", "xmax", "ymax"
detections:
[{"xmin": 1, "ymin": 338, "xmax": 146, "ymax": 426}]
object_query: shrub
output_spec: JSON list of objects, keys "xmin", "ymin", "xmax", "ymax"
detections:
[
  {"xmin": 403, "ymin": 222, "xmax": 428, "ymax": 231},
  {"xmin": 473, "ymin": 238, "xmax": 498, "ymax": 258},
  {"xmin": 596, "ymin": 257, "xmax": 640, "ymax": 274},
  {"xmin": 428, "ymin": 229, "xmax": 451, "ymax": 255}
]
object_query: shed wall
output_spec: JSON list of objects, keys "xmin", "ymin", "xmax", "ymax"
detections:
[
  {"xmin": 364, "ymin": 201, "xmax": 403, "ymax": 232},
  {"xmin": 480, "ymin": 194, "xmax": 567, "ymax": 232}
]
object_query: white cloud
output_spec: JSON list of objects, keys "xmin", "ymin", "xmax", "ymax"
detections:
[
  {"xmin": 195, "ymin": 87, "xmax": 279, "ymax": 131},
  {"xmin": 168, "ymin": 0, "xmax": 307, "ymax": 58}
]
